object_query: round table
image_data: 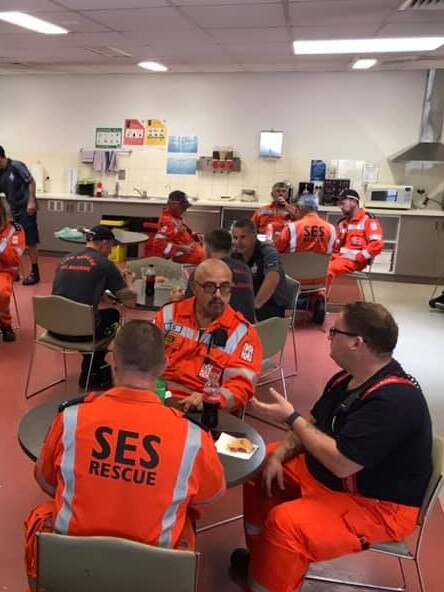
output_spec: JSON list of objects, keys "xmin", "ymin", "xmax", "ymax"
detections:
[
  {"xmin": 18, "ymin": 395, "xmax": 265, "ymax": 488},
  {"xmin": 57, "ymin": 229, "xmax": 148, "ymax": 245}
]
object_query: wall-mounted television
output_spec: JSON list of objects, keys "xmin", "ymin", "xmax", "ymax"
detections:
[{"xmin": 259, "ymin": 130, "xmax": 283, "ymax": 158}]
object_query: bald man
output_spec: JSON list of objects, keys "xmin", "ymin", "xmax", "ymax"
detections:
[{"xmin": 155, "ymin": 259, "xmax": 263, "ymax": 413}]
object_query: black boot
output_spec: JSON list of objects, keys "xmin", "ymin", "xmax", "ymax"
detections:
[
  {"xmin": 1, "ymin": 326, "xmax": 16, "ymax": 342},
  {"xmin": 23, "ymin": 264, "xmax": 40, "ymax": 286}
]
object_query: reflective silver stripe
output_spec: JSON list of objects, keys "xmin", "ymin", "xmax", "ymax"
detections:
[
  {"xmin": 245, "ymin": 523, "xmax": 261, "ymax": 535},
  {"xmin": 223, "ymin": 367, "xmax": 257, "ymax": 384},
  {"xmin": 164, "ymin": 242, "xmax": 173, "ymax": 256},
  {"xmin": 54, "ymin": 405, "xmax": 79, "ymax": 534},
  {"xmin": 368, "ymin": 233, "xmax": 382, "ymax": 240},
  {"xmin": 260, "ymin": 208, "xmax": 273, "ymax": 215},
  {"xmin": 165, "ymin": 380, "xmax": 194, "ymax": 394},
  {"xmin": 155, "ymin": 233, "xmax": 168, "ymax": 240},
  {"xmin": 249, "ymin": 576, "xmax": 271, "ymax": 592},
  {"xmin": 288, "ymin": 223, "xmax": 297, "ymax": 252},
  {"xmin": 35, "ymin": 456, "xmax": 56, "ymax": 497},
  {"xmin": 162, "ymin": 303, "xmax": 174, "ymax": 327},
  {"xmin": 347, "ymin": 222, "xmax": 365, "ymax": 231},
  {"xmin": 339, "ymin": 247, "xmax": 359, "ymax": 260},
  {"xmin": 0, "ymin": 226, "xmax": 15, "ymax": 254},
  {"xmin": 361, "ymin": 248, "xmax": 372, "ymax": 260},
  {"xmin": 225, "ymin": 323, "xmax": 249, "ymax": 354},
  {"xmin": 159, "ymin": 422, "xmax": 202, "ymax": 547},
  {"xmin": 327, "ymin": 226, "xmax": 336, "ymax": 253},
  {"xmin": 219, "ymin": 386, "xmax": 235, "ymax": 409}
]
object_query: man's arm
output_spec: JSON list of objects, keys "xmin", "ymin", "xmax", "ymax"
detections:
[
  {"xmin": 34, "ymin": 414, "xmax": 63, "ymax": 497},
  {"xmin": 255, "ymin": 270, "xmax": 280, "ymax": 309},
  {"xmin": 154, "ymin": 220, "xmax": 192, "ymax": 257},
  {"xmin": 27, "ymin": 179, "xmax": 37, "ymax": 215},
  {"xmin": 363, "ymin": 216, "xmax": 384, "ymax": 260}
]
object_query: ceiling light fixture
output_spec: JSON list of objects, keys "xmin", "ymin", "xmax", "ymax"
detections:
[
  {"xmin": 293, "ymin": 37, "xmax": 444, "ymax": 55},
  {"xmin": 138, "ymin": 61, "xmax": 168, "ymax": 72},
  {"xmin": 0, "ymin": 11, "xmax": 68, "ymax": 34},
  {"xmin": 352, "ymin": 58, "xmax": 377, "ymax": 70}
]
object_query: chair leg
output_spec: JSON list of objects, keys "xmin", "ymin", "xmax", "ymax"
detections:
[
  {"xmin": 12, "ymin": 289, "xmax": 20, "ymax": 328},
  {"xmin": 368, "ymin": 275, "xmax": 376, "ymax": 303},
  {"xmin": 280, "ymin": 367, "xmax": 288, "ymax": 400},
  {"xmin": 83, "ymin": 352, "xmax": 96, "ymax": 394},
  {"xmin": 197, "ymin": 514, "xmax": 243, "ymax": 533},
  {"xmin": 25, "ymin": 344, "xmax": 67, "ymax": 399}
]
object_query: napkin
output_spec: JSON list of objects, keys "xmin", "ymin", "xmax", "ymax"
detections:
[{"xmin": 215, "ymin": 432, "xmax": 258, "ymax": 460}]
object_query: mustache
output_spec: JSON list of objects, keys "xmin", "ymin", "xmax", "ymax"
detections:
[{"xmin": 208, "ymin": 298, "xmax": 224, "ymax": 306}]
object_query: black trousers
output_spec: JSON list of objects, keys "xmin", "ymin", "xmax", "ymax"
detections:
[{"xmin": 255, "ymin": 300, "xmax": 286, "ymax": 322}]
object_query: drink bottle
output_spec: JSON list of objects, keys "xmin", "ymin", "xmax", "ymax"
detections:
[
  {"xmin": 145, "ymin": 264, "xmax": 156, "ymax": 297},
  {"xmin": 202, "ymin": 371, "xmax": 221, "ymax": 429}
]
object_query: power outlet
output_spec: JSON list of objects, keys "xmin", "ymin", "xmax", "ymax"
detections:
[{"xmin": 118, "ymin": 169, "xmax": 126, "ymax": 180}]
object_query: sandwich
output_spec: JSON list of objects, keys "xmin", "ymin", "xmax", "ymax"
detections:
[{"xmin": 227, "ymin": 437, "xmax": 254, "ymax": 454}]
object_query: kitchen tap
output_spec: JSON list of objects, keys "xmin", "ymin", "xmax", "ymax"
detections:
[{"xmin": 134, "ymin": 187, "xmax": 147, "ymax": 198}]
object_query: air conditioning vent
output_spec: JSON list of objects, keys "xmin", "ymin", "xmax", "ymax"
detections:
[
  {"xmin": 399, "ymin": 0, "xmax": 444, "ymax": 10},
  {"xmin": 84, "ymin": 46, "xmax": 132, "ymax": 58}
]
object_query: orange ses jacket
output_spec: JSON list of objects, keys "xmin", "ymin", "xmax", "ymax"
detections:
[
  {"xmin": 275, "ymin": 212, "xmax": 337, "ymax": 254},
  {"xmin": 153, "ymin": 209, "xmax": 199, "ymax": 259},
  {"xmin": 251, "ymin": 203, "xmax": 296, "ymax": 234},
  {"xmin": 155, "ymin": 298, "xmax": 263, "ymax": 411},
  {"xmin": 333, "ymin": 209, "xmax": 384, "ymax": 265},
  {"xmin": 0, "ymin": 222, "xmax": 25, "ymax": 274},
  {"xmin": 34, "ymin": 389, "xmax": 226, "ymax": 548}
]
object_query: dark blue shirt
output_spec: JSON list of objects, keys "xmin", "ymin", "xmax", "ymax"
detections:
[{"xmin": 0, "ymin": 159, "xmax": 33, "ymax": 215}]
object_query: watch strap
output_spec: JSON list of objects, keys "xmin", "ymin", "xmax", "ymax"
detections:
[{"xmin": 285, "ymin": 410, "xmax": 301, "ymax": 427}]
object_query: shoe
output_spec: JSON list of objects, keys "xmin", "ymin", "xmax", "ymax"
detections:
[
  {"xmin": 230, "ymin": 548, "xmax": 250, "ymax": 579},
  {"xmin": 429, "ymin": 295, "xmax": 444, "ymax": 309},
  {"xmin": 312, "ymin": 297, "xmax": 326, "ymax": 325},
  {"xmin": 435, "ymin": 301, "xmax": 444, "ymax": 311},
  {"xmin": 2, "ymin": 326, "xmax": 16, "ymax": 342},
  {"xmin": 23, "ymin": 272, "xmax": 40, "ymax": 286}
]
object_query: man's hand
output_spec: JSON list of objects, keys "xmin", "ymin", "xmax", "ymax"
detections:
[
  {"xmin": 262, "ymin": 455, "xmax": 285, "ymax": 497},
  {"xmin": 27, "ymin": 200, "xmax": 37, "ymax": 216},
  {"xmin": 122, "ymin": 268, "xmax": 135, "ymax": 286},
  {"xmin": 251, "ymin": 388, "xmax": 294, "ymax": 423},
  {"xmin": 179, "ymin": 391, "xmax": 204, "ymax": 412}
]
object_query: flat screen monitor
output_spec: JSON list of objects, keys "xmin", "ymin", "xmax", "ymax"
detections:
[{"xmin": 259, "ymin": 131, "xmax": 283, "ymax": 158}]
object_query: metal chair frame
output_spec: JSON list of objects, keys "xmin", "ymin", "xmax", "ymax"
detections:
[
  {"xmin": 255, "ymin": 316, "xmax": 291, "ymax": 400},
  {"xmin": 306, "ymin": 434, "xmax": 444, "ymax": 592},
  {"xmin": 285, "ymin": 275, "xmax": 301, "ymax": 378}
]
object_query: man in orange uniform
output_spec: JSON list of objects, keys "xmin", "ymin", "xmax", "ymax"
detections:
[
  {"xmin": 230, "ymin": 302, "xmax": 432, "ymax": 592},
  {"xmin": 153, "ymin": 190, "xmax": 205, "ymax": 264},
  {"xmin": 251, "ymin": 182, "xmax": 298, "ymax": 238},
  {"xmin": 329, "ymin": 189, "xmax": 383, "ymax": 279},
  {"xmin": 24, "ymin": 320, "xmax": 225, "ymax": 590},
  {"xmin": 155, "ymin": 258, "xmax": 262, "ymax": 412},
  {"xmin": 0, "ymin": 199, "xmax": 25, "ymax": 341}
]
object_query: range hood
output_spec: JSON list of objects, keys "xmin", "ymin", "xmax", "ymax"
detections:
[{"xmin": 390, "ymin": 69, "xmax": 444, "ymax": 163}]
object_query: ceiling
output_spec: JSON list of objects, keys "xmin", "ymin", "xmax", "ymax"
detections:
[{"xmin": 1, "ymin": 0, "xmax": 444, "ymax": 74}]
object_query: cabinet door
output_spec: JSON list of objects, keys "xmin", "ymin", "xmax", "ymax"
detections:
[
  {"xmin": 395, "ymin": 217, "xmax": 441, "ymax": 278},
  {"xmin": 184, "ymin": 208, "xmax": 222, "ymax": 235}
]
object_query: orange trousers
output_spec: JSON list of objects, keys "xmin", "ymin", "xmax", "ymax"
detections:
[
  {"xmin": 173, "ymin": 243, "xmax": 205, "ymax": 265},
  {"xmin": 24, "ymin": 501, "xmax": 198, "ymax": 591},
  {"xmin": 243, "ymin": 447, "xmax": 419, "ymax": 592},
  {"xmin": 328, "ymin": 254, "xmax": 366, "ymax": 279},
  {"xmin": 0, "ymin": 271, "xmax": 13, "ymax": 327}
]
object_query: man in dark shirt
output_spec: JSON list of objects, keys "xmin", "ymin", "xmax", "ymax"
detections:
[
  {"xmin": 52, "ymin": 225, "xmax": 136, "ymax": 388},
  {"xmin": 0, "ymin": 145, "xmax": 40, "ymax": 285},
  {"xmin": 231, "ymin": 218, "xmax": 289, "ymax": 321},
  {"xmin": 185, "ymin": 229, "xmax": 255, "ymax": 323},
  {"xmin": 230, "ymin": 302, "xmax": 432, "ymax": 592}
]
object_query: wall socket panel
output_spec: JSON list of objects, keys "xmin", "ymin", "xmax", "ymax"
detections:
[{"xmin": 118, "ymin": 169, "xmax": 126, "ymax": 180}]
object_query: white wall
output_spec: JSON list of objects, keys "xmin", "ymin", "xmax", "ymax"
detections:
[{"xmin": 1, "ymin": 70, "xmax": 443, "ymax": 202}]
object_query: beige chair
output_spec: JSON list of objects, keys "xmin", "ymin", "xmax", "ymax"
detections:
[
  {"xmin": 25, "ymin": 295, "xmax": 116, "ymax": 399},
  {"xmin": 37, "ymin": 533, "xmax": 199, "ymax": 592},
  {"xmin": 306, "ymin": 434, "xmax": 444, "ymax": 592},
  {"xmin": 285, "ymin": 275, "xmax": 301, "ymax": 377},
  {"xmin": 127, "ymin": 256, "xmax": 185, "ymax": 281},
  {"xmin": 255, "ymin": 316, "xmax": 291, "ymax": 400},
  {"xmin": 350, "ymin": 261, "xmax": 376, "ymax": 302}
]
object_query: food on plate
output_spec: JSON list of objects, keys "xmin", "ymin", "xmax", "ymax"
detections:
[
  {"xmin": 227, "ymin": 437, "xmax": 254, "ymax": 454},
  {"xmin": 155, "ymin": 275, "xmax": 168, "ymax": 284}
]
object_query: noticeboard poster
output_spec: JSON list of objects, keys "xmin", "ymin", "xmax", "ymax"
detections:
[
  {"xmin": 95, "ymin": 128, "xmax": 122, "ymax": 149},
  {"xmin": 143, "ymin": 119, "xmax": 167, "ymax": 147}
]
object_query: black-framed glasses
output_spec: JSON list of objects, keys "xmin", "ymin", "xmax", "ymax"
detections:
[
  {"xmin": 329, "ymin": 327, "xmax": 359, "ymax": 339},
  {"xmin": 194, "ymin": 281, "xmax": 232, "ymax": 296}
]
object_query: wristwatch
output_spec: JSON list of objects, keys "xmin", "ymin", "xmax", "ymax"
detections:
[{"xmin": 285, "ymin": 410, "xmax": 301, "ymax": 428}]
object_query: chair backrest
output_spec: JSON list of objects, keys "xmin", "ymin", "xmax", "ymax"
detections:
[
  {"xmin": 127, "ymin": 257, "xmax": 184, "ymax": 281},
  {"xmin": 255, "ymin": 317, "xmax": 290, "ymax": 360},
  {"xmin": 37, "ymin": 533, "xmax": 199, "ymax": 592},
  {"xmin": 285, "ymin": 275, "xmax": 301, "ymax": 323},
  {"xmin": 280, "ymin": 252, "xmax": 331, "ymax": 287},
  {"xmin": 33, "ymin": 295, "xmax": 95, "ymax": 337},
  {"xmin": 418, "ymin": 434, "xmax": 444, "ymax": 526}
]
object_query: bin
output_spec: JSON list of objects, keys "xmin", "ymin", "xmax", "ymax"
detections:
[
  {"xmin": 142, "ymin": 220, "xmax": 159, "ymax": 258},
  {"xmin": 100, "ymin": 218, "xmax": 128, "ymax": 263}
]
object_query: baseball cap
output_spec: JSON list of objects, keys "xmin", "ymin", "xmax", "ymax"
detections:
[
  {"xmin": 168, "ymin": 190, "xmax": 191, "ymax": 207},
  {"xmin": 86, "ymin": 225, "xmax": 117, "ymax": 243},
  {"xmin": 298, "ymin": 193, "xmax": 319, "ymax": 210},
  {"xmin": 338, "ymin": 189, "xmax": 360, "ymax": 202}
]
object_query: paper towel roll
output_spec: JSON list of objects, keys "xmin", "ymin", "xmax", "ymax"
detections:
[
  {"xmin": 66, "ymin": 168, "xmax": 79, "ymax": 194},
  {"xmin": 31, "ymin": 163, "xmax": 44, "ymax": 193}
]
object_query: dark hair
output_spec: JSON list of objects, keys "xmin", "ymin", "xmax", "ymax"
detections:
[
  {"xmin": 113, "ymin": 320, "xmax": 165, "ymax": 376},
  {"xmin": 168, "ymin": 190, "xmax": 187, "ymax": 201},
  {"xmin": 204, "ymin": 229, "xmax": 232, "ymax": 253},
  {"xmin": 231, "ymin": 218, "xmax": 257, "ymax": 234},
  {"xmin": 343, "ymin": 302, "xmax": 398, "ymax": 355},
  {"xmin": 0, "ymin": 146, "xmax": 5, "ymax": 159},
  {"xmin": 272, "ymin": 181, "xmax": 288, "ymax": 192}
]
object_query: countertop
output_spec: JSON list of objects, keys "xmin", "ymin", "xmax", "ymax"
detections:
[{"xmin": 35, "ymin": 194, "xmax": 444, "ymax": 216}]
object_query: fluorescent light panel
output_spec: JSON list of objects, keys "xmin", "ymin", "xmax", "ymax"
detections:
[
  {"xmin": 293, "ymin": 37, "xmax": 444, "ymax": 55},
  {"xmin": 138, "ymin": 61, "xmax": 168, "ymax": 72},
  {"xmin": 352, "ymin": 58, "xmax": 377, "ymax": 70},
  {"xmin": 0, "ymin": 11, "xmax": 68, "ymax": 34}
]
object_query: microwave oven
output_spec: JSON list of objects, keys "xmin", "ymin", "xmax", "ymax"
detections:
[{"xmin": 364, "ymin": 184, "xmax": 413, "ymax": 210}]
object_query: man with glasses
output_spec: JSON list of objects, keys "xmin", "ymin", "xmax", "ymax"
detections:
[
  {"xmin": 155, "ymin": 258, "xmax": 262, "ymax": 413},
  {"xmin": 230, "ymin": 302, "xmax": 432, "ymax": 592},
  {"xmin": 251, "ymin": 182, "xmax": 298, "ymax": 239}
]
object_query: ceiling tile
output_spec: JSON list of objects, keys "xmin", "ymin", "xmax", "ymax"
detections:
[
  {"xmin": 179, "ymin": 4, "xmax": 285, "ymax": 28},
  {"xmin": 291, "ymin": 24, "xmax": 380, "ymax": 40},
  {"xmin": 0, "ymin": 0, "xmax": 67, "ymax": 11},
  {"xmin": 172, "ymin": 0, "xmax": 281, "ymax": 4},
  {"xmin": 207, "ymin": 27, "xmax": 289, "ymax": 44},
  {"xmin": 289, "ymin": 0, "xmax": 395, "ymax": 27},
  {"xmin": 61, "ymin": 0, "xmax": 167, "ymax": 8},
  {"xmin": 84, "ymin": 8, "xmax": 195, "ymax": 31},
  {"xmin": 379, "ymin": 22, "xmax": 444, "ymax": 36},
  {"xmin": 31, "ymin": 10, "xmax": 109, "ymax": 33}
]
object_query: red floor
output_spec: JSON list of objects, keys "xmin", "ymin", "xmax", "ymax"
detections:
[{"xmin": 1, "ymin": 255, "xmax": 443, "ymax": 591}]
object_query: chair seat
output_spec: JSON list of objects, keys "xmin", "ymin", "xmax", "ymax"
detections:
[
  {"xmin": 370, "ymin": 540, "xmax": 412, "ymax": 558},
  {"xmin": 38, "ymin": 332, "xmax": 112, "ymax": 352},
  {"xmin": 261, "ymin": 357, "xmax": 278, "ymax": 375}
]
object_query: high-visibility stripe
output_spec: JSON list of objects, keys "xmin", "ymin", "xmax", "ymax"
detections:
[
  {"xmin": 339, "ymin": 247, "xmax": 358, "ymax": 261},
  {"xmin": 0, "ymin": 225, "xmax": 16, "ymax": 254},
  {"xmin": 249, "ymin": 576, "xmax": 271, "ymax": 592},
  {"xmin": 288, "ymin": 223, "xmax": 297, "ymax": 253},
  {"xmin": 159, "ymin": 422, "xmax": 202, "ymax": 547},
  {"xmin": 164, "ymin": 242, "xmax": 173, "ymax": 256},
  {"xmin": 225, "ymin": 323, "xmax": 249, "ymax": 354},
  {"xmin": 54, "ymin": 405, "xmax": 79, "ymax": 534},
  {"xmin": 223, "ymin": 367, "xmax": 257, "ymax": 384},
  {"xmin": 347, "ymin": 222, "xmax": 365, "ymax": 231},
  {"xmin": 368, "ymin": 234, "xmax": 382, "ymax": 240},
  {"xmin": 327, "ymin": 226, "xmax": 336, "ymax": 253},
  {"xmin": 219, "ymin": 386, "xmax": 235, "ymax": 409},
  {"xmin": 162, "ymin": 303, "xmax": 174, "ymax": 327},
  {"xmin": 35, "ymin": 457, "xmax": 56, "ymax": 497},
  {"xmin": 361, "ymin": 249, "xmax": 371, "ymax": 260},
  {"xmin": 155, "ymin": 233, "xmax": 168, "ymax": 240}
]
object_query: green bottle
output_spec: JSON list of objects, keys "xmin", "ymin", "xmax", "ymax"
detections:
[{"xmin": 155, "ymin": 379, "xmax": 166, "ymax": 403}]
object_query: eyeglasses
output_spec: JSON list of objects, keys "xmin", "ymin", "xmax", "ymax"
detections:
[
  {"xmin": 329, "ymin": 327, "xmax": 359, "ymax": 339},
  {"xmin": 194, "ymin": 281, "xmax": 232, "ymax": 296}
]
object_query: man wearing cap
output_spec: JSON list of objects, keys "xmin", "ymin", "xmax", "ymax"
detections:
[
  {"xmin": 329, "ymin": 189, "xmax": 383, "ymax": 279},
  {"xmin": 153, "ymin": 190, "xmax": 205, "ymax": 264},
  {"xmin": 0, "ymin": 145, "xmax": 41, "ymax": 285},
  {"xmin": 251, "ymin": 182, "xmax": 298, "ymax": 238},
  {"xmin": 52, "ymin": 225, "xmax": 136, "ymax": 389}
]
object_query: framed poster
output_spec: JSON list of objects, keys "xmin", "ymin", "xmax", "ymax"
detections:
[{"xmin": 95, "ymin": 128, "xmax": 122, "ymax": 149}]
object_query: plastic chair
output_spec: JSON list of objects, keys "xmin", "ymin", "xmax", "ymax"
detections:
[
  {"xmin": 350, "ymin": 261, "xmax": 376, "ymax": 303},
  {"xmin": 25, "ymin": 295, "xmax": 116, "ymax": 399},
  {"xmin": 285, "ymin": 275, "xmax": 301, "ymax": 378},
  {"xmin": 306, "ymin": 434, "xmax": 444, "ymax": 592},
  {"xmin": 127, "ymin": 256, "xmax": 185, "ymax": 281},
  {"xmin": 37, "ymin": 533, "xmax": 199, "ymax": 592},
  {"xmin": 255, "ymin": 316, "xmax": 291, "ymax": 400}
]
